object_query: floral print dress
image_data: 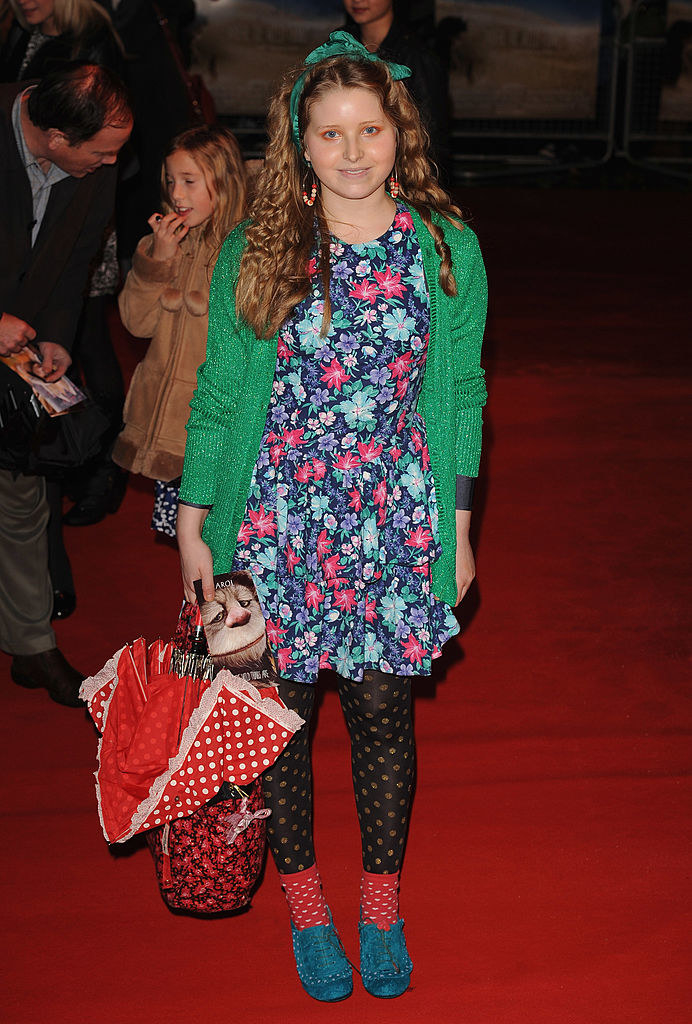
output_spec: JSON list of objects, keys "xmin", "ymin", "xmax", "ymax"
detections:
[{"xmin": 231, "ymin": 205, "xmax": 459, "ymax": 684}]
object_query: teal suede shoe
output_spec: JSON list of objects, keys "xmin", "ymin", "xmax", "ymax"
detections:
[
  {"xmin": 359, "ymin": 918, "xmax": 413, "ymax": 998},
  {"xmin": 290, "ymin": 916, "xmax": 353, "ymax": 1001}
]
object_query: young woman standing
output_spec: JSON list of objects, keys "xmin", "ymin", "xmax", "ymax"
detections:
[{"xmin": 178, "ymin": 31, "xmax": 487, "ymax": 1003}]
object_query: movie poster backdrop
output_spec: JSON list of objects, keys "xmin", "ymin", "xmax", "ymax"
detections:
[{"xmin": 189, "ymin": 1, "xmax": 690, "ymax": 123}]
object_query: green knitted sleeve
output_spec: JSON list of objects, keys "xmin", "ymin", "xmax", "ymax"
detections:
[
  {"xmin": 178, "ymin": 227, "xmax": 246, "ymax": 506},
  {"xmin": 449, "ymin": 225, "xmax": 488, "ymax": 476}
]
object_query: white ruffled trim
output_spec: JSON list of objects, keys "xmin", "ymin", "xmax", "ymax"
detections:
[
  {"xmin": 113, "ymin": 670, "xmax": 305, "ymax": 843},
  {"xmin": 214, "ymin": 670, "xmax": 306, "ymax": 733},
  {"xmin": 114, "ymin": 673, "xmax": 228, "ymax": 842},
  {"xmin": 82, "ymin": 640, "xmax": 149, "ymax": 843},
  {"xmin": 82, "ymin": 643, "xmax": 305, "ymax": 844},
  {"xmin": 83, "ymin": 646, "xmax": 130, "ymax": 842},
  {"xmin": 79, "ymin": 644, "xmax": 127, "ymax": 709}
]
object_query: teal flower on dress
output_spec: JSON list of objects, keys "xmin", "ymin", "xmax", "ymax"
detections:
[
  {"xmin": 297, "ymin": 310, "xmax": 324, "ymax": 353},
  {"xmin": 383, "ymin": 308, "xmax": 416, "ymax": 341},
  {"xmin": 364, "ymin": 632, "xmax": 384, "ymax": 662},
  {"xmin": 400, "ymin": 461, "xmax": 426, "ymax": 499},
  {"xmin": 310, "ymin": 493, "xmax": 330, "ymax": 515},
  {"xmin": 381, "ymin": 591, "xmax": 407, "ymax": 627},
  {"xmin": 405, "ymin": 260, "xmax": 427, "ymax": 300},
  {"xmin": 339, "ymin": 388, "xmax": 377, "ymax": 429},
  {"xmin": 361, "ymin": 515, "xmax": 379, "ymax": 556},
  {"xmin": 335, "ymin": 642, "xmax": 356, "ymax": 677}
]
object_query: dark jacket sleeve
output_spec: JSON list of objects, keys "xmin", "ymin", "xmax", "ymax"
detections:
[{"xmin": 30, "ymin": 168, "xmax": 117, "ymax": 352}]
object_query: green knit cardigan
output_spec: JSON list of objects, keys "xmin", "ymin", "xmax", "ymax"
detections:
[{"xmin": 179, "ymin": 202, "xmax": 487, "ymax": 607}]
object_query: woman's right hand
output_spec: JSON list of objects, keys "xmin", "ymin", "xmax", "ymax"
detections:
[
  {"xmin": 148, "ymin": 212, "xmax": 189, "ymax": 262},
  {"xmin": 177, "ymin": 503, "xmax": 214, "ymax": 602}
]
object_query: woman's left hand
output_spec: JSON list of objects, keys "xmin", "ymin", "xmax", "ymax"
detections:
[{"xmin": 455, "ymin": 509, "xmax": 475, "ymax": 605}]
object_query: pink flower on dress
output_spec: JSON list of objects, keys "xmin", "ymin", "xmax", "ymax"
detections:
[
  {"xmin": 294, "ymin": 463, "xmax": 312, "ymax": 482},
  {"xmin": 237, "ymin": 521, "xmax": 253, "ymax": 545},
  {"xmin": 364, "ymin": 596, "xmax": 377, "ymax": 622},
  {"xmin": 349, "ymin": 280, "xmax": 380, "ymax": 305},
  {"xmin": 348, "ymin": 487, "xmax": 362, "ymax": 511},
  {"xmin": 405, "ymin": 525, "xmax": 433, "ymax": 550},
  {"xmin": 373, "ymin": 479, "xmax": 387, "ymax": 506},
  {"xmin": 389, "ymin": 445, "xmax": 403, "ymax": 463},
  {"xmin": 282, "ymin": 427, "xmax": 306, "ymax": 448},
  {"xmin": 394, "ymin": 210, "xmax": 414, "ymax": 232},
  {"xmin": 266, "ymin": 618, "xmax": 288, "ymax": 645},
  {"xmin": 323, "ymin": 552, "xmax": 345, "ymax": 580},
  {"xmin": 277, "ymin": 647, "xmax": 296, "ymax": 671},
  {"xmin": 269, "ymin": 442, "xmax": 286, "ymax": 467},
  {"xmin": 277, "ymin": 336, "xmax": 291, "ymax": 361},
  {"xmin": 333, "ymin": 587, "xmax": 357, "ymax": 612},
  {"xmin": 374, "ymin": 267, "xmax": 406, "ymax": 300},
  {"xmin": 387, "ymin": 351, "xmax": 413, "ymax": 379},
  {"xmin": 411, "ymin": 427, "xmax": 423, "ymax": 452},
  {"xmin": 395, "ymin": 378, "xmax": 408, "ymax": 400},
  {"xmin": 285, "ymin": 545, "xmax": 300, "ymax": 574},
  {"xmin": 248, "ymin": 504, "xmax": 276, "ymax": 538},
  {"xmin": 316, "ymin": 529, "xmax": 333, "ymax": 561},
  {"xmin": 312, "ymin": 458, "xmax": 327, "ymax": 480},
  {"xmin": 320, "ymin": 358, "xmax": 351, "ymax": 391},
  {"xmin": 357, "ymin": 438, "xmax": 384, "ymax": 463},
  {"xmin": 333, "ymin": 451, "xmax": 361, "ymax": 473},
  {"xmin": 401, "ymin": 633, "xmax": 425, "ymax": 664},
  {"xmin": 305, "ymin": 582, "xmax": 325, "ymax": 609}
]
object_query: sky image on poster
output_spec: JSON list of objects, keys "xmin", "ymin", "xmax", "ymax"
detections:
[{"xmin": 190, "ymin": 1, "xmax": 605, "ymax": 119}]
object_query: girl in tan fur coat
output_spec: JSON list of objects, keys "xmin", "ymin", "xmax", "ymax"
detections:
[{"xmin": 114, "ymin": 124, "xmax": 247, "ymax": 536}]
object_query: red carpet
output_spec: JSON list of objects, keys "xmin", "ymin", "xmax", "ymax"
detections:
[{"xmin": 2, "ymin": 188, "xmax": 690, "ymax": 1024}]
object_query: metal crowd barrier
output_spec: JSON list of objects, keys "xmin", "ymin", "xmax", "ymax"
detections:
[{"xmin": 621, "ymin": 0, "xmax": 692, "ymax": 181}]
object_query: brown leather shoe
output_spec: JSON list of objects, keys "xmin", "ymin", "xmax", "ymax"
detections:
[{"xmin": 11, "ymin": 648, "xmax": 84, "ymax": 708}]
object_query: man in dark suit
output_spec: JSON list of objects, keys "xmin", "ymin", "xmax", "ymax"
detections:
[{"xmin": 0, "ymin": 63, "xmax": 132, "ymax": 706}]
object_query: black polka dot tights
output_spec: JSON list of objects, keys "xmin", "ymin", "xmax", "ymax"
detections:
[{"xmin": 261, "ymin": 670, "xmax": 414, "ymax": 875}]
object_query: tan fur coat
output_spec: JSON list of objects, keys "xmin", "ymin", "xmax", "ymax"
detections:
[{"xmin": 113, "ymin": 225, "xmax": 217, "ymax": 481}]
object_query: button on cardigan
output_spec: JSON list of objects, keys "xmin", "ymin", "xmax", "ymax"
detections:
[{"xmin": 179, "ymin": 202, "xmax": 487, "ymax": 608}]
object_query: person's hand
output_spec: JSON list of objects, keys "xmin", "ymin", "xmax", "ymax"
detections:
[
  {"xmin": 455, "ymin": 509, "xmax": 475, "ymax": 605},
  {"xmin": 179, "ymin": 534, "xmax": 214, "ymax": 603},
  {"xmin": 177, "ymin": 503, "xmax": 214, "ymax": 602},
  {"xmin": 30, "ymin": 342, "xmax": 71, "ymax": 382},
  {"xmin": 148, "ymin": 211, "xmax": 189, "ymax": 262},
  {"xmin": 0, "ymin": 313, "xmax": 36, "ymax": 355}
]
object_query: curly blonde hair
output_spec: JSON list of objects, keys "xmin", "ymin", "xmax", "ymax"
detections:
[
  {"xmin": 161, "ymin": 125, "xmax": 248, "ymax": 268},
  {"xmin": 236, "ymin": 55, "xmax": 463, "ymax": 340}
]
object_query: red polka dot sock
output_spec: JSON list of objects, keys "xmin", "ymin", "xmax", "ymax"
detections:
[
  {"xmin": 280, "ymin": 863, "xmax": 331, "ymax": 930},
  {"xmin": 360, "ymin": 869, "xmax": 400, "ymax": 930}
]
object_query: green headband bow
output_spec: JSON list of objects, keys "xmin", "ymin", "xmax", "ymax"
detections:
[{"xmin": 289, "ymin": 30, "xmax": 411, "ymax": 150}]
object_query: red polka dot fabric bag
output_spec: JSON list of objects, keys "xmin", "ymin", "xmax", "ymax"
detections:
[
  {"xmin": 145, "ymin": 778, "xmax": 270, "ymax": 913},
  {"xmin": 80, "ymin": 617, "xmax": 304, "ymax": 913}
]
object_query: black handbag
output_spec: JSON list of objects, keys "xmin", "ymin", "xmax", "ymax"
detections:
[{"xmin": 0, "ymin": 361, "xmax": 109, "ymax": 478}]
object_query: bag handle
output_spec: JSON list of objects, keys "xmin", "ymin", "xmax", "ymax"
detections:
[{"xmin": 152, "ymin": 3, "xmax": 207, "ymax": 124}]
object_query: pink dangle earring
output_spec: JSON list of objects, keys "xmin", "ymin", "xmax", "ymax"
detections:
[
  {"xmin": 302, "ymin": 163, "xmax": 317, "ymax": 207},
  {"xmin": 388, "ymin": 167, "xmax": 400, "ymax": 199}
]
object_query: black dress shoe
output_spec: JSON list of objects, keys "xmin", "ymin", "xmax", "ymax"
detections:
[
  {"xmin": 51, "ymin": 589, "xmax": 76, "ymax": 620},
  {"xmin": 11, "ymin": 648, "xmax": 85, "ymax": 707},
  {"xmin": 63, "ymin": 465, "xmax": 128, "ymax": 527}
]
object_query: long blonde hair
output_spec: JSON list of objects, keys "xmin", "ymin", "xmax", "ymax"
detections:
[
  {"xmin": 11, "ymin": 0, "xmax": 119, "ymax": 44},
  {"xmin": 236, "ymin": 55, "xmax": 463, "ymax": 340},
  {"xmin": 161, "ymin": 125, "xmax": 248, "ymax": 262}
]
